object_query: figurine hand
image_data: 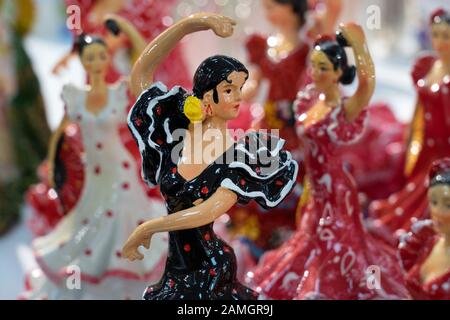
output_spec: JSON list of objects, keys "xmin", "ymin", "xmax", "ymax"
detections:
[
  {"xmin": 122, "ymin": 225, "xmax": 153, "ymax": 261},
  {"xmin": 204, "ymin": 14, "xmax": 236, "ymax": 38},
  {"xmin": 338, "ymin": 22, "xmax": 366, "ymax": 47}
]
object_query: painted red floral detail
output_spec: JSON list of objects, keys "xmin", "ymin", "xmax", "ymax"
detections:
[
  {"xmin": 122, "ymin": 182, "xmax": 130, "ymax": 190},
  {"xmin": 184, "ymin": 244, "xmax": 191, "ymax": 252},
  {"xmin": 201, "ymin": 186, "xmax": 209, "ymax": 195},
  {"xmin": 204, "ymin": 233, "xmax": 211, "ymax": 241},
  {"xmin": 106, "ymin": 210, "xmax": 113, "ymax": 218},
  {"xmin": 122, "ymin": 161, "xmax": 130, "ymax": 169},
  {"xmin": 209, "ymin": 269, "xmax": 217, "ymax": 276},
  {"xmin": 94, "ymin": 165, "xmax": 101, "ymax": 175},
  {"xmin": 84, "ymin": 249, "xmax": 92, "ymax": 256},
  {"xmin": 135, "ymin": 118, "xmax": 143, "ymax": 127}
]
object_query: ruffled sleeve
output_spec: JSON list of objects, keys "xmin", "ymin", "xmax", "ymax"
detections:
[
  {"xmin": 246, "ymin": 34, "xmax": 309, "ymax": 96},
  {"xmin": 61, "ymin": 84, "xmax": 81, "ymax": 122},
  {"xmin": 246, "ymin": 34, "xmax": 268, "ymax": 65},
  {"xmin": 327, "ymin": 105, "xmax": 368, "ymax": 145},
  {"xmin": 398, "ymin": 219, "xmax": 436, "ymax": 272},
  {"xmin": 128, "ymin": 82, "xmax": 189, "ymax": 187},
  {"xmin": 220, "ymin": 132, "xmax": 300, "ymax": 209}
]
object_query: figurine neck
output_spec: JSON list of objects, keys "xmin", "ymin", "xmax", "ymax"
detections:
[
  {"xmin": 278, "ymin": 27, "xmax": 300, "ymax": 49},
  {"xmin": 202, "ymin": 116, "xmax": 228, "ymax": 133},
  {"xmin": 89, "ymin": 73, "xmax": 107, "ymax": 91}
]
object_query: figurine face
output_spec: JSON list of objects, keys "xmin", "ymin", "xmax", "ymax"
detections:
[
  {"xmin": 203, "ymin": 71, "xmax": 247, "ymax": 121},
  {"xmin": 429, "ymin": 184, "xmax": 450, "ymax": 234},
  {"xmin": 262, "ymin": 0, "xmax": 300, "ymax": 30},
  {"xmin": 310, "ymin": 49, "xmax": 342, "ymax": 90},
  {"xmin": 80, "ymin": 43, "xmax": 110, "ymax": 78},
  {"xmin": 431, "ymin": 22, "xmax": 450, "ymax": 59}
]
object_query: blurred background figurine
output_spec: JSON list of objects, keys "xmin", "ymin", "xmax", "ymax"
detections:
[
  {"xmin": 369, "ymin": 8, "xmax": 450, "ymax": 246},
  {"xmin": 122, "ymin": 13, "xmax": 299, "ymax": 300},
  {"xmin": 22, "ymin": 30, "xmax": 168, "ymax": 300},
  {"xmin": 0, "ymin": 0, "xmax": 51, "ymax": 236},
  {"xmin": 247, "ymin": 24, "xmax": 409, "ymax": 300},
  {"xmin": 398, "ymin": 158, "xmax": 450, "ymax": 300}
]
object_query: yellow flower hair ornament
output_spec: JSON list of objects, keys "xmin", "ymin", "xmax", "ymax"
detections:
[{"xmin": 184, "ymin": 95, "xmax": 203, "ymax": 124}]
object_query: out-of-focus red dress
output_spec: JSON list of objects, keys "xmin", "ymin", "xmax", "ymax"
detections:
[
  {"xmin": 27, "ymin": 0, "xmax": 190, "ymax": 236},
  {"xmin": 246, "ymin": 85, "xmax": 409, "ymax": 300},
  {"xmin": 399, "ymin": 219, "xmax": 450, "ymax": 300},
  {"xmin": 226, "ymin": 34, "xmax": 309, "ymax": 252},
  {"xmin": 369, "ymin": 55, "xmax": 450, "ymax": 245}
]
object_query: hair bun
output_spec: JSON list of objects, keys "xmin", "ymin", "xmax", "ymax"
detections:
[{"xmin": 340, "ymin": 65, "xmax": 356, "ymax": 85}]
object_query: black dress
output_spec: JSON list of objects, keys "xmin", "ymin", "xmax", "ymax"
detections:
[{"xmin": 128, "ymin": 82, "xmax": 299, "ymax": 300}]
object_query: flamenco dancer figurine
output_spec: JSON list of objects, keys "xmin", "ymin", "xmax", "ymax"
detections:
[
  {"xmin": 369, "ymin": 8, "xmax": 450, "ymax": 245},
  {"xmin": 122, "ymin": 13, "xmax": 299, "ymax": 300},
  {"xmin": 57, "ymin": 0, "xmax": 190, "ymax": 87},
  {"xmin": 22, "ymin": 34, "xmax": 167, "ymax": 300},
  {"xmin": 227, "ymin": 0, "xmax": 343, "ymax": 252},
  {"xmin": 26, "ymin": 14, "xmax": 166, "ymax": 236},
  {"xmin": 246, "ymin": 24, "xmax": 409, "ymax": 300},
  {"xmin": 399, "ymin": 158, "xmax": 450, "ymax": 300}
]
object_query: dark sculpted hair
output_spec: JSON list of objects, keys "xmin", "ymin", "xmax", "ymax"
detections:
[
  {"xmin": 314, "ymin": 33, "xmax": 357, "ymax": 85},
  {"xmin": 73, "ymin": 33, "xmax": 107, "ymax": 56},
  {"xmin": 192, "ymin": 55, "xmax": 249, "ymax": 103},
  {"xmin": 274, "ymin": 0, "xmax": 308, "ymax": 27}
]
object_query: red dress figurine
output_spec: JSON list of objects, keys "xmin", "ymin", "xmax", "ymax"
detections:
[
  {"xmin": 398, "ymin": 159, "xmax": 450, "ymax": 300},
  {"xmin": 369, "ymin": 8, "xmax": 450, "ymax": 246},
  {"xmin": 246, "ymin": 25, "xmax": 409, "ymax": 300}
]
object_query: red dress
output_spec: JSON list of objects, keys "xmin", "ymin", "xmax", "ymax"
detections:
[
  {"xmin": 246, "ymin": 85, "xmax": 409, "ymax": 300},
  {"xmin": 398, "ymin": 220, "xmax": 450, "ymax": 299},
  {"xmin": 27, "ymin": 0, "xmax": 188, "ymax": 235},
  {"xmin": 369, "ymin": 55, "xmax": 450, "ymax": 245},
  {"xmin": 225, "ymin": 34, "xmax": 309, "ymax": 252}
]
